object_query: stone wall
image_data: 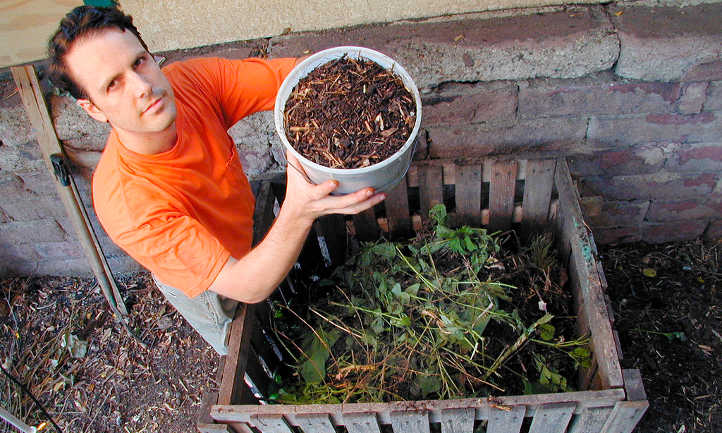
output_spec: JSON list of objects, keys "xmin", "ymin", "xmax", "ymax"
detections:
[{"xmin": 0, "ymin": 2, "xmax": 720, "ymax": 277}]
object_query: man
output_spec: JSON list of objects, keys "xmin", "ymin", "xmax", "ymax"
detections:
[{"xmin": 48, "ymin": 6, "xmax": 385, "ymax": 355}]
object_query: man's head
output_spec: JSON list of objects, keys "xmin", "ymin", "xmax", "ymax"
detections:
[{"xmin": 48, "ymin": 6, "xmax": 176, "ymax": 147}]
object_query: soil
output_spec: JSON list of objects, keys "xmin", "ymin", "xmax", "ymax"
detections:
[
  {"xmin": 600, "ymin": 240, "xmax": 721, "ymax": 433},
  {"xmin": 0, "ymin": 239, "xmax": 719, "ymax": 432},
  {"xmin": 284, "ymin": 57, "xmax": 416, "ymax": 169}
]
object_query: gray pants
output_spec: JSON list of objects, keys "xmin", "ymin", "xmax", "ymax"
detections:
[{"xmin": 152, "ymin": 275, "xmax": 238, "ymax": 355}]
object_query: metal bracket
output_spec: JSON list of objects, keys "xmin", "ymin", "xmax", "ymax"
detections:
[{"xmin": 50, "ymin": 153, "xmax": 70, "ymax": 187}]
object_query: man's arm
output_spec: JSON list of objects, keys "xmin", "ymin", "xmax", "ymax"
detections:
[{"xmin": 208, "ymin": 152, "xmax": 386, "ymax": 303}]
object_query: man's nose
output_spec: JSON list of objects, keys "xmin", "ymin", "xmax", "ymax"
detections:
[{"xmin": 130, "ymin": 72, "xmax": 153, "ymax": 98}]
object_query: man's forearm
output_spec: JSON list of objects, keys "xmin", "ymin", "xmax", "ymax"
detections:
[{"xmin": 210, "ymin": 207, "xmax": 313, "ymax": 303}]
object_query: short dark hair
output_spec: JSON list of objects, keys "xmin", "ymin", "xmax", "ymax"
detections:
[{"xmin": 48, "ymin": 5, "xmax": 149, "ymax": 99}]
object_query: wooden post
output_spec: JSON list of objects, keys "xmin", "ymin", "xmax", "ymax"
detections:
[{"xmin": 11, "ymin": 64, "xmax": 127, "ymax": 316}]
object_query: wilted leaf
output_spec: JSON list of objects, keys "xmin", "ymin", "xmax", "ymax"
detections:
[
  {"xmin": 61, "ymin": 333, "xmax": 88, "ymax": 359},
  {"xmin": 642, "ymin": 268, "xmax": 657, "ymax": 278},
  {"xmin": 300, "ymin": 330, "xmax": 340, "ymax": 384}
]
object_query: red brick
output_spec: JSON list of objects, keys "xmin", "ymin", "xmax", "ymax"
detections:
[
  {"xmin": 422, "ymin": 82, "xmax": 517, "ymax": 128},
  {"xmin": 666, "ymin": 143, "xmax": 722, "ymax": 173},
  {"xmin": 646, "ymin": 199, "xmax": 722, "ymax": 222},
  {"xmin": 705, "ymin": 82, "xmax": 722, "ymax": 112},
  {"xmin": 579, "ymin": 172, "xmax": 717, "ymax": 201},
  {"xmin": 585, "ymin": 200, "xmax": 650, "ymax": 228},
  {"xmin": 683, "ymin": 61, "xmax": 722, "ymax": 82},
  {"xmin": 592, "ymin": 226, "xmax": 642, "ymax": 245},
  {"xmin": 587, "ymin": 112, "xmax": 721, "ymax": 147},
  {"xmin": 704, "ymin": 220, "xmax": 722, "ymax": 241},
  {"xmin": 427, "ymin": 117, "xmax": 587, "ymax": 159},
  {"xmin": 642, "ymin": 220, "xmax": 707, "ymax": 243},
  {"xmin": 519, "ymin": 74, "xmax": 679, "ymax": 118},
  {"xmin": 676, "ymin": 82, "xmax": 708, "ymax": 115}
]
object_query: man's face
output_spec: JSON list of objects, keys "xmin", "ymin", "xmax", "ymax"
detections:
[{"xmin": 66, "ymin": 28, "xmax": 176, "ymax": 138}]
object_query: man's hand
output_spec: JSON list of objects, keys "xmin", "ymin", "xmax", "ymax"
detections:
[
  {"xmin": 208, "ymin": 151, "xmax": 385, "ymax": 303},
  {"xmin": 281, "ymin": 151, "xmax": 386, "ymax": 225}
]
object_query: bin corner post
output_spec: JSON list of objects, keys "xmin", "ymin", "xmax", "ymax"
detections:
[
  {"xmin": 10, "ymin": 64, "xmax": 127, "ymax": 316},
  {"xmin": 600, "ymin": 370, "xmax": 649, "ymax": 433}
]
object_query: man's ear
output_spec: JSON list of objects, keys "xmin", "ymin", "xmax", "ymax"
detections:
[{"xmin": 77, "ymin": 98, "xmax": 109, "ymax": 123}]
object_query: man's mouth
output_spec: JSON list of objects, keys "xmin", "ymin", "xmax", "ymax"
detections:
[{"xmin": 142, "ymin": 96, "xmax": 163, "ymax": 115}]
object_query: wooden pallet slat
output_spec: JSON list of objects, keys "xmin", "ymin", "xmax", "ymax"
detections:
[
  {"xmin": 419, "ymin": 164, "xmax": 444, "ymax": 218},
  {"xmin": 295, "ymin": 413, "xmax": 337, "ymax": 433},
  {"xmin": 521, "ymin": 159, "xmax": 556, "ymax": 237},
  {"xmin": 385, "ymin": 177, "xmax": 411, "ymax": 235},
  {"xmin": 568, "ymin": 406, "xmax": 614, "ymax": 433},
  {"xmin": 455, "ymin": 164, "xmax": 482, "ymax": 227},
  {"xmin": 390, "ymin": 411, "xmax": 431, "ymax": 433},
  {"xmin": 343, "ymin": 412, "xmax": 383, "ymax": 433},
  {"xmin": 488, "ymin": 160, "xmax": 518, "ymax": 231},
  {"xmin": 353, "ymin": 207, "xmax": 380, "ymax": 241},
  {"xmin": 439, "ymin": 407, "xmax": 475, "ymax": 433},
  {"xmin": 599, "ymin": 401, "xmax": 648, "ymax": 433},
  {"xmin": 487, "ymin": 405, "xmax": 525, "ymax": 433},
  {"xmin": 252, "ymin": 415, "xmax": 294, "ymax": 433},
  {"xmin": 528, "ymin": 402, "xmax": 576, "ymax": 433}
]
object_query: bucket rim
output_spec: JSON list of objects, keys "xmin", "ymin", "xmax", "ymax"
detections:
[{"xmin": 274, "ymin": 45, "xmax": 423, "ymax": 176}]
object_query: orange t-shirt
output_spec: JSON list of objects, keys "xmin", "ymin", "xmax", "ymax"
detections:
[{"xmin": 92, "ymin": 57, "xmax": 296, "ymax": 297}]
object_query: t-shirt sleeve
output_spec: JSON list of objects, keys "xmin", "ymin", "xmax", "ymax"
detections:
[
  {"xmin": 214, "ymin": 57, "xmax": 297, "ymax": 126},
  {"xmin": 111, "ymin": 208, "xmax": 231, "ymax": 298}
]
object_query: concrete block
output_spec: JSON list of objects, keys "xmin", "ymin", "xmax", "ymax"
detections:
[
  {"xmin": 15, "ymin": 170, "xmax": 58, "ymax": 197},
  {"xmin": 0, "ymin": 254, "xmax": 39, "ymax": 276},
  {"xmin": 592, "ymin": 226, "xmax": 642, "ymax": 245},
  {"xmin": 579, "ymin": 171, "xmax": 718, "ymax": 200},
  {"xmin": 587, "ymin": 112, "xmax": 722, "ymax": 147},
  {"xmin": 50, "ymin": 95, "xmax": 111, "ymax": 141},
  {"xmin": 270, "ymin": 6, "xmax": 619, "ymax": 90},
  {"xmin": 704, "ymin": 81, "xmax": 722, "ymax": 111},
  {"xmin": 646, "ymin": 198, "xmax": 722, "ymax": 222},
  {"xmin": 642, "ymin": 220, "xmax": 707, "ymax": 243},
  {"xmin": 0, "ymin": 219, "xmax": 67, "ymax": 244},
  {"xmin": 427, "ymin": 117, "xmax": 587, "ymax": 159},
  {"xmin": 704, "ymin": 219, "xmax": 722, "ymax": 241},
  {"xmin": 666, "ymin": 143, "xmax": 722, "ymax": 172},
  {"xmin": 0, "ymin": 196, "xmax": 64, "ymax": 222},
  {"xmin": 0, "ymin": 142, "xmax": 45, "ymax": 173},
  {"xmin": 676, "ymin": 82, "xmax": 708, "ymax": 114},
  {"xmin": 585, "ymin": 200, "xmax": 650, "ymax": 228},
  {"xmin": 35, "ymin": 257, "xmax": 93, "ymax": 277},
  {"xmin": 683, "ymin": 60, "xmax": 722, "ymax": 82},
  {"xmin": 611, "ymin": 4, "xmax": 722, "ymax": 81},
  {"xmin": 422, "ymin": 81, "xmax": 517, "ymax": 128},
  {"xmin": 0, "ymin": 83, "xmax": 34, "ymax": 146},
  {"xmin": 33, "ymin": 240, "xmax": 85, "ymax": 259},
  {"xmin": 237, "ymin": 144, "xmax": 274, "ymax": 178},
  {"xmin": 519, "ymin": 73, "xmax": 680, "ymax": 119}
]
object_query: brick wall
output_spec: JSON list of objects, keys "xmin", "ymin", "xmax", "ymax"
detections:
[{"xmin": 0, "ymin": 2, "xmax": 720, "ymax": 276}]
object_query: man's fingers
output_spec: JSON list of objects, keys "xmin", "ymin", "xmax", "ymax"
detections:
[
  {"xmin": 321, "ymin": 191, "xmax": 386, "ymax": 215},
  {"xmin": 311, "ymin": 180, "xmax": 340, "ymax": 199}
]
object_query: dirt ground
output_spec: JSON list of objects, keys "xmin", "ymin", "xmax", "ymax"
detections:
[{"xmin": 0, "ymin": 239, "xmax": 720, "ymax": 432}]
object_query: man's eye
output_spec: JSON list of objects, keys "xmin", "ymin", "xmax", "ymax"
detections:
[
  {"xmin": 107, "ymin": 80, "xmax": 117, "ymax": 91},
  {"xmin": 135, "ymin": 56, "xmax": 146, "ymax": 67}
]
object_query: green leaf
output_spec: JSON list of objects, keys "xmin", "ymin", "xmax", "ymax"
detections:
[
  {"xmin": 391, "ymin": 283, "xmax": 402, "ymax": 297},
  {"xmin": 642, "ymin": 268, "xmax": 657, "ymax": 278},
  {"xmin": 372, "ymin": 242, "xmax": 397, "ymax": 259},
  {"xmin": 406, "ymin": 283, "xmax": 420, "ymax": 297},
  {"xmin": 429, "ymin": 204, "xmax": 447, "ymax": 225},
  {"xmin": 464, "ymin": 235, "xmax": 476, "ymax": 252},
  {"xmin": 539, "ymin": 323, "xmax": 556, "ymax": 341},
  {"xmin": 371, "ymin": 316, "xmax": 385, "ymax": 335},
  {"xmin": 416, "ymin": 374, "xmax": 441, "ymax": 398},
  {"xmin": 299, "ymin": 329, "xmax": 340, "ymax": 384}
]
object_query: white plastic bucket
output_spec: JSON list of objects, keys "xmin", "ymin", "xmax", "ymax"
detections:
[{"xmin": 274, "ymin": 46, "xmax": 422, "ymax": 195}]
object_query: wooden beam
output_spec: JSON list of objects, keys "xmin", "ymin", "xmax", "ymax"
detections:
[{"xmin": 10, "ymin": 64, "xmax": 127, "ymax": 316}]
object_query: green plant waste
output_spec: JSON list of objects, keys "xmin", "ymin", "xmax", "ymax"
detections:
[{"xmin": 270, "ymin": 205, "xmax": 592, "ymax": 404}]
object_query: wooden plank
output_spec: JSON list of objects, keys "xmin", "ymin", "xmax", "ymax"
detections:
[
  {"xmin": 353, "ymin": 207, "xmax": 380, "ymax": 242},
  {"xmin": 487, "ymin": 405, "xmax": 525, "ymax": 433},
  {"xmin": 251, "ymin": 415, "xmax": 294, "ymax": 433},
  {"xmin": 622, "ymin": 369, "xmax": 647, "ymax": 401},
  {"xmin": 11, "ymin": 65, "xmax": 127, "ymax": 316},
  {"xmin": 528, "ymin": 402, "xmax": 575, "ymax": 433},
  {"xmin": 440, "ymin": 408, "xmax": 475, "ymax": 433},
  {"xmin": 599, "ymin": 401, "xmax": 648, "ymax": 433},
  {"xmin": 567, "ymin": 407, "xmax": 614, "ymax": 433},
  {"xmin": 343, "ymin": 412, "xmax": 383, "ymax": 433},
  {"xmin": 521, "ymin": 160, "xmax": 556, "ymax": 237},
  {"xmin": 210, "ymin": 389, "xmax": 625, "ymax": 424},
  {"xmin": 295, "ymin": 413, "xmax": 337, "ymax": 433},
  {"xmin": 488, "ymin": 160, "xmax": 517, "ymax": 231},
  {"xmin": 385, "ymin": 177, "xmax": 412, "ymax": 235},
  {"xmin": 455, "ymin": 164, "xmax": 482, "ymax": 227},
  {"xmin": 218, "ymin": 304, "xmax": 256, "ymax": 405},
  {"xmin": 555, "ymin": 160, "xmax": 624, "ymax": 390},
  {"xmin": 197, "ymin": 423, "xmax": 234, "ymax": 433},
  {"xmin": 418, "ymin": 164, "xmax": 444, "ymax": 219},
  {"xmin": 390, "ymin": 411, "xmax": 431, "ymax": 433}
]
